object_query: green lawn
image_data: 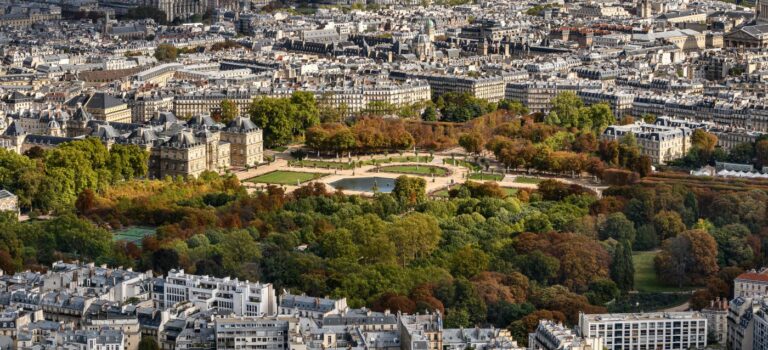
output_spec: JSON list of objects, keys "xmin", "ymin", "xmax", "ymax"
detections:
[
  {"xmin": 469, "ymin": 173, "xmax": 504, "ymax": 181},
  {"xmin": 363, "ymin": 155, "xmax": 433, "ymax": 165},
  {"xmin": 378, "ymin": 165, "xmax": 448, "ymax": 176},
  {"xmin": 503, "ymin": 188, "xmax": 518, "ymax": 196},
  {"xmin": 514, "ymin": 176, "xmax": 543, "ymax": 184},
  {"xmin": 443, "ymin": 159, "xmax": 481, "ymax": 171},
  {"xmin": 633, "ymin": 251, "xmax": 695, "ymax": 292},
  {"xmin": 113, "ymin": 227, "xmax": 155, "ymax": 247},
  {"xmin": 290, "ymin": 160, "xmax": 354, "ymax": 170},
  {"xmin": 246, "ymin": 171, "xmax": 325, "ymax": 185}
]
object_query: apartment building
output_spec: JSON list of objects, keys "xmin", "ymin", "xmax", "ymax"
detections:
[
  {"xmin": 314, "ymin": 79, "xmax": 431, "ymax": 114},
  {"xmin": 157, "ymin": 269, "xmax": 277, "ymax": 317},
  {"xmin": 528, "ymin": 320, "xmax": 602, "ymax": 350},
  {"xmin": 504, "ymin": 80, "xmax": 602, "ymax": 113},
  {"xmin": 735, "ymin": 269, "xmax": 768, "ymax": 298},
  {"xmin": 578, "ymin": 312, "xmax": 707, "ymax": 350},
  {"xmin": 215, "ymin": 316, "xmax": 297, "ymax": 350},
  {"xmin": 390, "ymin": 71, "xmax": 506, "ymax": 102},
  {"xmin": 727, "ymin": 296, "xmax": 765, "ymax": 350},
  {"xmin": 578, "ymin": 89, "xmax": 635, "ymax": 119},
  {"xmin": 601, "ymin": 122, "xmax": 692, "ymax": 164},
  {"xmin": 701, "ymin": 298, "xmax": 728, "ymax": 344},
  {"xmin": 173, "ymin": 90, "xmax": 254, "ymax": 118}
]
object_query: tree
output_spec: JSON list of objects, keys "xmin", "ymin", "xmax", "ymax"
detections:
[
  {"xmin": 586, "ymin": 278, "xmax": 619, "ymax": 304},
  {"xmin": 728, "ymin": 142, "xmax": 755, "ymax": 164},
  {"xmin": 756, "ymin": 139, "xmax": 768, "ymax": 168},
  {"xmin": 599, "ymin": 212, "xmax": 636, "ymax": 243},
  {"xmin": 438, "ymin": 92, "xmax": 495, "ymax": 122},
  {"xmin": 586, "ymin": 103, "xmax": 616, "ymax": 134},
  {"xmin": 154, "ymin": 44, "xmax": 178, "ymax": 62},
  {"xmin": 498, "ymin": 99, "xmax": 529, "ymax": 115},
  {"xmin": 450, "ymin": 245, "xmax": 490, "ymax": 278},
  {"xmin": 150, "ymin": 248, "xmax": 180, "ymax": 275},
  {"xmin": 652, "ymin": 210, "xmax": 686, "ymax": 240},
  {"xmin": 655, "ymin": 229, "xmax": 719, "ymax": 287},
  {"xmin": 248, "ymin": 92, "xmax": 320, "ymax": 147},
  {"xmin": 219, "ymin": 230, "xmax": 261, "ymax": 277},
  {"xmin": 392, "ymin": 176, "xmax": 426, "ymax": 206},
  {"xmin": 634, "ymin": 224, "xmax": 659, "ymax": 251},
  {"xmin": 459, "ymin": 133, "xmax": 484, "ymax": 155},
  {"xmin": 547, "ymin": 92, "xmax": 584, "ymax": 129},
  {"xmin": 691, "ymin": 129, "xmax": 718, "ymax": 161},
  {"xmin": 388, "ymin": 212, "xmax": 441, "ymax": 266},
  {"xmin": 513, "ymin": 250, "xmax": 560, "ymax": 285},
  {"xmin": 249, "ymin": 97, "xmax": 296, "ymax": 147},
  {"xmin": 219, "ymin": 99, "xmax": 239, "ymax": 123},
  {"xmin": 711, "ymin": 224, "xmax": 754, "ymax": 267},
  {"xmin": 422, "ymin": 105, "xmax": 437, "ymax": 121},
  {"xmin": 610, "ymin": 240, "xmax": 635, "ymax": 292},
  {"xmin": 138, "ymin": 336, "xmax": 160, "ymax": 350},
  {"xmin": 471, "ymin": 271, "xmax": 529, "ymax": 305}
]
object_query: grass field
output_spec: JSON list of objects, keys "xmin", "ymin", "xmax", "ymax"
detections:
[
  {"xmin": 443, "ymin": 159, "xmax": 481, "ymax": 171},
  {"xmin": 514, "ymin": 176, "xmax": 543, "ymax": 184},
  {"xmin": 633, "ymin": 251, "xmax": 695, "ymax": 293},
  {"xmin": 246, "ymin": 171, "xmax": 325, "ymax": 185},
  {"xmin": 113, "ymin": 227, "xmax": 155, "ymax": 247},
  {"xmin": 503, "ymin": 188, "xmax": 518, "ymax": 196},
  {"xmin": 469, "ymin": 173, "xmax": 504, "ymax": 181},
  {"xmin": 378, "ymin": 165, "xmax": 448, "ymax": 176},
  {"xmin": 290, "ymin": 160, "xmax": 355, "ymax": 170}
]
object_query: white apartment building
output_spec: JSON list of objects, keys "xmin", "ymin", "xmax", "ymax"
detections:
[
  {"xmin": 157, "ymin": 270, "xmax": 277, "ymax": 317},
  {"xmin": 735, "ymin": 269, "xmax": 768, "ymax": 298},
  {"xmin": 601, "ymin": 122, "xmax": 692, "ymax": 164},
  {"xmin": 578, "ymin": 312, "xmax": 707, "ymax": 350}
]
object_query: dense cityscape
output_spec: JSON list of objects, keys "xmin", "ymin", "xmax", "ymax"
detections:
[{"xmin": 2, "ymin": 0, "xmax": 768, "ymax": 349}]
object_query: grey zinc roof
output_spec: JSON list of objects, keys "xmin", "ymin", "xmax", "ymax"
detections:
[
  {"xmin": 225, "ymin": 116, "xmax": 259, "ymax": 132},
  {"xmin": 0, "ymin": 190, "xmax": 16, "ymax": 200},
  {"xmin": 85, "ymin": 92, "xmax": 124, "ymax": 110},
  {"xmin": 2, "ymin": 122, "xmax": 25, "ymax": 136}
]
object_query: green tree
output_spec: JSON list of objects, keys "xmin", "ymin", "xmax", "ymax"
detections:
[
  {"xmin": 634, "ymin": 224, "xmax": 659, "ymax": 251},
  {"xmin": 219, "ymin": 230, "xmax": 261, "ymax": 276},
  {"xmin": 154, "ymin": 44, "xmax": 178, "ymax": 62},
  {"xmin": 599, "ymin": 212, "xmax": 636, "ymax": 244},
  {"xmin": 652, "ymin": 210, "xmax": 686, "ymax": 240},
  {"xmin": 392, "ymin": 176, "xmax": 426, "ymax": 206},
  {"xmin": 711, "ymin": 224, "xmax": 754, "ymax": 267},
  {"xmin": 459, "ymin": 132, "xmax": 484, "ymax": 156},
  {"xmin": 388, "ymin": 212, "xmax": 441, "ymax": 266},
  {"xmin": 548, "ymin": 92, "xmax": 584, "ymax": 129},
  {"xmin": 586, "ymin": 102, "xmax": 616, "ymax": 134},
  {"xmin": 586, "ymin": 278, "xmax": 619, "ymax": 304},
  {"xmin": 249, "ymin": 97, "xmax": 296, "ymax": 147},
  {"xmin": 219, "ymin": 99, "xmax": 239, "ymax": 123},
  {"xmin": 422, "ymin": 105, "xmax": 437, "ymax": 121},
  {"xmin": 450, "ymin": 245, "xmax": 489, "ymax": 278},
  {"xmin": 610, "ymin": 240, "xmax": 634, "ymax": 292},
  {"xmin": 139, "ymin": 337, "xmax": 160, "ymax": 350}
]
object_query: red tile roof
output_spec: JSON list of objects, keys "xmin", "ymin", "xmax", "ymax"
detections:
[{"xmin": 736, "ymin": 272, "xmax": 768, "ymax": 282}]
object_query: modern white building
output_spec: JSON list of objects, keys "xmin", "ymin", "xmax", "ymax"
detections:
[
  {"xmin": 156, "ymin": 269, "xmax": 277, "ymax": 317},
  {"xmin": 578, "ymin": 312, "xmax": 707, "ymax": 350}
]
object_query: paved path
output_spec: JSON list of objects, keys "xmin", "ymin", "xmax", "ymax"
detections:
[{"xmin": 233, "ymin": 152, "xmax": 608, "ymax": 196}]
